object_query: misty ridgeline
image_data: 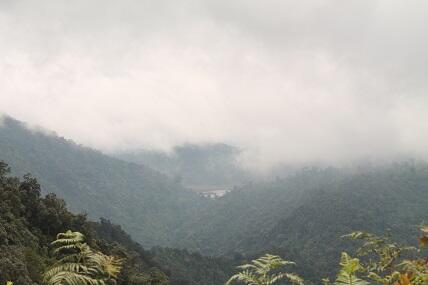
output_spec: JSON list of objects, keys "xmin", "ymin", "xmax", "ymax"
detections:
[
  {"xmin": 2, "ymin": 1, "xmax": 428, "ymax": 285},
  {"xmin": 2, "ymin": 116, "xmax": 428, "ymax": 285}
]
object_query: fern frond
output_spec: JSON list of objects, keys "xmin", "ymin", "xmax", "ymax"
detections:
[
  {"xmin": 238, "ymin": 264, "xmax": 260, "ymax": 271},
  {"xmin": 334, "ymin": 253, "xmax": 368, "ymax": 285},
  {"xmin": 43, "ymin": 230, "xmax": 123, "ymax": 285},
  {"xmin": 98, "ymin": 255, "xmax": 124, "ymax": 278},
  {"xmin": 43, "ymin": 263, "xmax": 93, "ymax": 281},
  {"xmin": 266, "ymin": 273, "xmax": 303, "ymax": 285},
  {"xmin": 46, "ymin": 271, "xmax": 106, "ymax": 285},
  {"xmin": 226, "ymin": 254, "xmax": 303, "ymax": 285},
  {"xmin": 226, "ymin": 271, "xmax": 260, "ymax": 285},
  {"xmin": 52, "ymin": 231, "xmax": 85, "ymax": 245}
]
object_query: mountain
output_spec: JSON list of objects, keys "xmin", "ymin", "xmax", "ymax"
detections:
[
  {"xmin": 0, "ymin": 116, "xmax": 204, "ymax": 248},
  {"xmin": 0, "ymin": 160, "xmax": 162, "ymax": 285},
  {"xmin": 0, "ymin": 162, "xmax": 234, "ymax": 285},
  {"xmin": 169, "ymin": 163, "xmax": 428, "ymax": 282},
  {"xmin": 3, "ymin": 115, "xmax": 428, "ymax": 284}
]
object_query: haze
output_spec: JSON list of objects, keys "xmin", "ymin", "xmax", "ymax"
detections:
[{"xmin": 1, "ymin": 0, "xmax": 427, "ymax": 169}]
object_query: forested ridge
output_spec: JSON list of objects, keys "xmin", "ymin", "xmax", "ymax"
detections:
[
  {"xmin": 0, "ymin": 116, "xmax": 205, "ymax": 248},
  {"xmin": 171, "ymin": 163, "xmax": 428, "ymax": 282},
  {"xmin": 3, "ymin": 116, "xmax": 428, "ymax": 284},
  {"xmin": 0, "ymin": 161, "xmax": 235, "ymax": 285}
]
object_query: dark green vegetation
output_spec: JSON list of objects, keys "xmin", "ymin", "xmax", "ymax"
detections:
[
  {"xmin": 0, "ymin": 162, "xmax": 234, "ymax": 285},
  {"xmin": 3, "ymin": 116, "xmax": 428, "ymax": 284},
  {"xmin": 114, "ymin": 143, "xmax": 249, "ymax": 188},
  {"xmin": 171, "ymin": 163, "xmax": 428, "ymax": 283},
  {"xmin": 150, "ymin": 248, "xmax": 234, "ymax": 285},
  {"xmin": 0, "ymin": 116, "xmax": 201, "ymax": 248},
  {"xmin": 227, "ymin": 229, "xmax": 428, "ymax": 285}
]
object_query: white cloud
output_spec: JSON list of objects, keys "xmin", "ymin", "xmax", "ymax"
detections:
[{"xmin": 1, "ymin": 0, "xmax": 428, "ymax": 169}]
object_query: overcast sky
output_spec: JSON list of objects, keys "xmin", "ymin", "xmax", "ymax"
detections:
[{"xmin": 1, "ymin": 1, "xmax": 427, "ymax": 169}]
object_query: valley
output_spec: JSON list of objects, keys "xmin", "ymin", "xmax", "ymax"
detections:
[
  {"xmin": 1, "ymin": 116, "xmax": 428, "ymax": 284},
  {"xmin": 2, "ymin": 2, "xmax": 427, "ymax": 284}
]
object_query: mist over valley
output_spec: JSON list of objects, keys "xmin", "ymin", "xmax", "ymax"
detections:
[{"xmin": 1, "ymin": 1, "xmax": 428, "ymax": 285}]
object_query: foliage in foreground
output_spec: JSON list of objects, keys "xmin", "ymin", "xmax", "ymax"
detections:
[
  {"xmin": 0, "ymin": 160, "xmax": 90, "ymax": 285},
  {"xmin": 322, "ymin": 227, "xmax": 428, "ymax": 285},
  {"xmin": 43, "ymin": 230, "xmax": 123, "ymax": 285},
  {"xmin": 6, "ymin": 117, "xmax": 428, "ymax": 284},
  {"xmin": 226, "ymin": 254, "xmax": 303, "ymax": 285},
  {"xmin": 228, "ymin": 227, "xmax": 428, "ymax": 285},
  {"xmin": 0, "ymin": 161, "xmax": 232, "ymax": 285},
  {"xmin": 324, "ymin": 252, "xmax": 369, "ymax": 285}
]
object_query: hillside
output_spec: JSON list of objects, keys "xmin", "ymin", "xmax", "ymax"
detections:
[
  {"xmin": 3, "ymin": 116, "xmax": 428, "ymax": 284},
  {"xmin": 0, "ymin": 161, "xmax": 234, "ymax": 285},
  {"xmin": 169, "ymin": 163, "xmax": 428, "ymax": 282},
  {"xmin": 0, "ymin": 161, "xmax": 163, "ymax": 285},
  {"xmin": 0, "ymin": 116, "xmax": 204, "ymax": 248}
]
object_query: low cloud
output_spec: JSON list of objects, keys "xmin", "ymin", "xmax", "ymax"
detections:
[{"xmin": 1, "ymin": 0, "xmax": 427, "ymax": 169}]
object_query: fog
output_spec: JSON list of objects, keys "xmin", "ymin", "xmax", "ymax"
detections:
[{"xmin": 1, "ymin": 0, "xmax": 427, "ymax": 169}]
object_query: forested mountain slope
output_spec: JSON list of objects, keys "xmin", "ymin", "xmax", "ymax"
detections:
[
  {"xmin": 0, "ymin": 162, "xmax": 234, "ymax": 285},
  {"xmin": 3, "ymin": 116, "xmax": 428, "ymax": 284},
  {"xmin": 175, "ymin": 164, "xmax": 427, "ymax": 252},
  {"xmin": 0, "ymin": 116, "xmax": 204, "ymax": 247},
  {"xmin": 171, "ymin": 163, "xmax": 428, "ymax": 282},
  {"xmin": 0, "ymin": 161, "xmax": 162, "ymax": 285}
]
